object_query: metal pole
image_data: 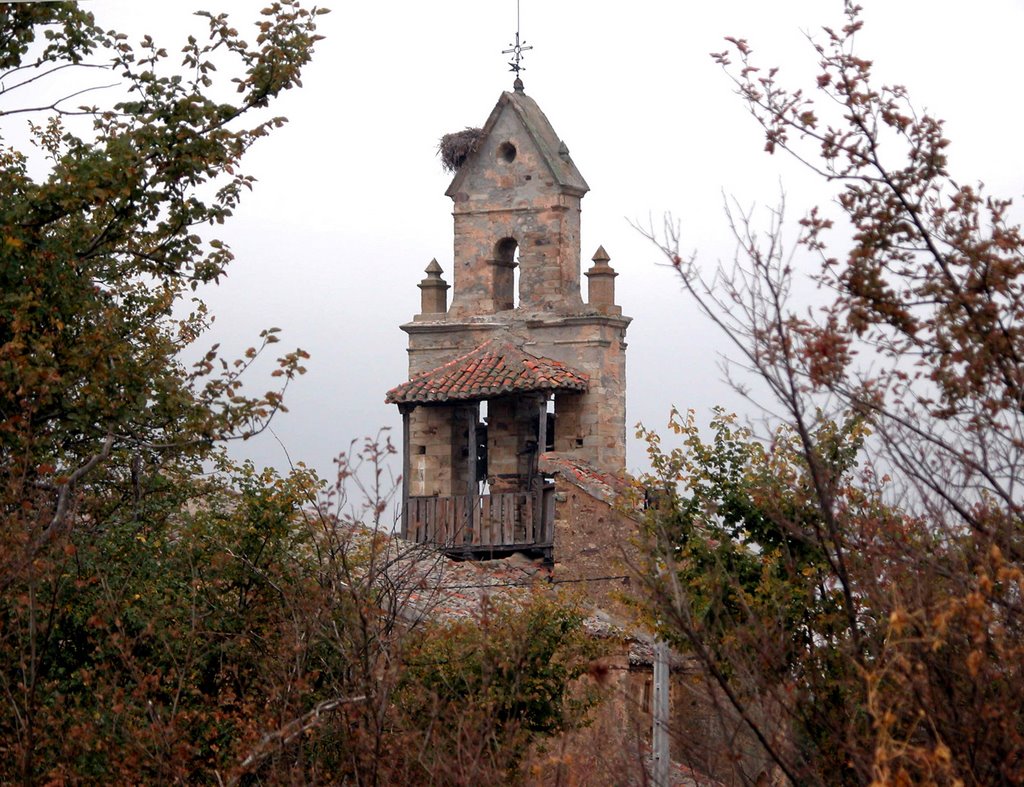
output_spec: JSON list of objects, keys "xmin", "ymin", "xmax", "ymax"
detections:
[{"xmin": 653, "ymin": 639, "xmax": 670, "ymax": 787}]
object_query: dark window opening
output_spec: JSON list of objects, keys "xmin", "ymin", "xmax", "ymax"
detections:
[
  {"xmin": 498, "ymin": 141, "xmax": 517, "ymax": 163},
  {"xmin": 493, "ymin": 237, "xmax": 519, "ymax": 310}
]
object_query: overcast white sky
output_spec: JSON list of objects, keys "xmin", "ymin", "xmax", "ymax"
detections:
[{"xmin": 50, "ymin": 1, "xmax": 1024, "ymax": 482}]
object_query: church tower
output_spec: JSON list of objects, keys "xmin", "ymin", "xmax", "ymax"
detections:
[{"xmin": 387, "ymin": 77, "xmax": 630, "ymax": 559}]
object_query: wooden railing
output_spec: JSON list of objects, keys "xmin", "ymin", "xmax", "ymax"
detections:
[{"xmin": 404, "ymin": 487, "xmax": 554, "ymax": 551}]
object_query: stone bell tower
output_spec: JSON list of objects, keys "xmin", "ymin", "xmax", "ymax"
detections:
[
  {"xmin": 443, "ymin": 82, "xmax": 588, "ymax": 318},
  {"xmin": 387, "ymin": 78, "xmax": 630, "ymax": 558}
]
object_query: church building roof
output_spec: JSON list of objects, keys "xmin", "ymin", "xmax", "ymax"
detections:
[
  {"xmin": 386, "ymin": 339, "xmax": 589, "ymax": 405},
  {"xmin": 444, "ymin": 87, "xmax": 589, "ymax": 198}
]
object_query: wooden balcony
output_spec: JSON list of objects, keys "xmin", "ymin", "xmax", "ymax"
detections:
[{"xmin": 403, "ymin": 486, "xmax": 555, "ymax": 558}]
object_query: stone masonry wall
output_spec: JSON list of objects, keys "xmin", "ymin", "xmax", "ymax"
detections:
[
  {"xmin": 550, "ymin": 472, "xmax": 640, "ymax": 616},
  {"xmin": 524, "ymin": 650, "xmax": 653, "ymax": 786},
  {"xmin": 448, "ymin": 404, "xmax": 475, "ymax": 496},
  {"xmin": 408, "ymin": 406, "xmax": 453, "ymax": 497},
  {"xmin": 486, "ymin": 395, "xmax": 538, "ymax": 490},
  {"xmin": 530, "ymin": 317, "xmax": 629, "ymax": 473},
  {"xmin": 527, "ymin": 652, "xmax": 748, "ymax": 786},
  {"xmin": 447, "ymin": 104, "xmax": 584, "ymax": 318}
]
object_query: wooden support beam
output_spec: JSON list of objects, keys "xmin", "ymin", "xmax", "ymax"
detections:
[
  {"xmin": 534, "ymin": 394, "xmax": 548, "ymax": 538},
  {"xmin": 537, "ymin": 394, "xmax": 547, "ymax": 456},
  {"xmin": 400, "ymin": 406, "xmax": 411, "ymax": 538},
  {"xmin": 466, "ymin": 404, "xmax": 478, "ymax": 545}
]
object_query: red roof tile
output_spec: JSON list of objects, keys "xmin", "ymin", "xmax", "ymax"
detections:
[
  {"xmin": 386, "ymin": 340, "xmax": 588, "ymax": 405},
  {"xmin": 538, "ymin": 452, "xmax": 639, "ymax": 509}
]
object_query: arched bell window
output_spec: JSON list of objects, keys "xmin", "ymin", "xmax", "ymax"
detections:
[{"xmin": 492, "ymin": 237, "xmax": 519, "ymax": 311}]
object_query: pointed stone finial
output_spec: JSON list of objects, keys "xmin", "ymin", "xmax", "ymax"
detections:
[
  {"xmin": 513, "ymin": 76, "xmax": 524, "ymax": 92},
  {"xmin": 585, "ymin": 246, "xmax": 620, "ymax": 315},
  {"xmin": 417, "ymin": 258, "xmax": 449, "ymax": 320}
]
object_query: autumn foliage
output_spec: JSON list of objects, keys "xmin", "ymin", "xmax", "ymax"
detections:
[
  {"xmin": 0, "ymin": 7, "xmax": 598, "ymax": 784},
  {"xmin": 641, "ymin": 3, "xmax": 1024, "ymax": 785}
]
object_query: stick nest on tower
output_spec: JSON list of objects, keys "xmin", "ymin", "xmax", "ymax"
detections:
[{"xmin": 438, "ymin": 127, "xmax": 484, "ymax": 172}]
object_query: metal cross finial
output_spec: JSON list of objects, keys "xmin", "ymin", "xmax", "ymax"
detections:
[{"xmin": 502, "ymin": 0, "xmax": 532, "ymax": 86}]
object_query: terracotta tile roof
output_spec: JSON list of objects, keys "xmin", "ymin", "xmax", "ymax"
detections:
[
  {"xmin": 386, "ymin": 340, "xmax": 588, "ymax": 405},
  {"xmin": 328, "ymin": 517, "xmax": 686, "ymax": 669},
  {"xmin": 380, "ymin": 533, "xmax": 684, "ymax": 669},
  {"xmin": 538, "ymin": 452, "xmax": 639, "ymax": 510}
]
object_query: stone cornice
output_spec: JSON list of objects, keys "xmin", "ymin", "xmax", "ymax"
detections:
[{"xmin": 401, "ymin": 312, "xmax": 631, "ymax": 336}]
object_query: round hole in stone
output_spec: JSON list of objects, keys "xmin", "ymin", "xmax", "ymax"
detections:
[{"xmin": 497, "ymin": 142, "xmax": 517, "ymax": 163}]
